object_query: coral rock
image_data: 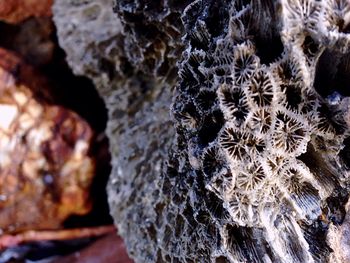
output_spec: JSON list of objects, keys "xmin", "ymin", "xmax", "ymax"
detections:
[
  {"xmin": 52, "ymin": 0, "xmax": 124, "ymax": 95},
  {"xmin": 54, "ymin": 0, "xmax": 350, "ymax": 262}
]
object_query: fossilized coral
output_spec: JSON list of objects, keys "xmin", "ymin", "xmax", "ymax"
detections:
[
  {"xmin": 169, "ymin": 0, "xmax": 350, "ymax": 261},
  {"xmin": 54, "ymin": 0, "xmax": 350, "ymax": 262},
  {"xmin": 53, "ymin": 1, "xmax": 185, "ymax": 261},
  {"xmin": 114, "ymin": 0, "xmax": 192, "ymax": 75}
]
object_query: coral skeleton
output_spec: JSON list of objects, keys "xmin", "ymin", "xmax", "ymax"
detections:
[{"xmin": 53, "ymin": 0, "xmax": 350, "ymax": 262}]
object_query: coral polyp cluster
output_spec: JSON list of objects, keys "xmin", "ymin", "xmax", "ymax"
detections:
[
  {"xmin": 53, "ymin": 0, "xmax": 350, "ymax": 262},
  {"xmin": 170, "ymin": 0, "xmax": 350, "ymax": 261},
  {"xmin": 175, "ymin": 2, "xmax": 327, "ymax": 232}
]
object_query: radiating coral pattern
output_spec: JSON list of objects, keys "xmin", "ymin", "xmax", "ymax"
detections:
[
  {"xmin": 54, "ymin": 0, "xmax": 350, "ymax": 262},
  {"xmin": 171, "ymin": 0, "xmax": 350, "ymax": 262}
]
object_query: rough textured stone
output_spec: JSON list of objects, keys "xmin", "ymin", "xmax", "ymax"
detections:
[
  {"xmin": 53, "ymin": 1, "xmax": 185, "ymax": 261},
  {"xmin": 166, "ymin": 1, "xmax": 350, "ymax": 261},
  {"xmin": 0, "ymin": 48, "xmax": 95, "ymax": 234},
  {"xmin": 54, "ymin": 0, "xmax": 350, "ymax": 262},
  {"xmin": 53, "ymin": 0, "xmax": 121, "ymax": 85},
  {"xmin": 113, "ymin": 0, "xmax": 191, "ymax": 75}
]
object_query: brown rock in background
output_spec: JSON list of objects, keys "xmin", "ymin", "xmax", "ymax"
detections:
[
  {"xmin": 0, "ymin": 0, "xmax": 52, "ymax": 24},
  {"xmin": 0, "ymin": 0, "xmax": 55, "ymax": 67},
  {"xmin": 0, "ymin": 17, "xmax": 55, "ymax": 67},
  {"xmin": 52, "ymin": 233, "xmax": 133, "ymax": 263},
  {"xmin": 0, "ymin": 48, "xmax": 95, "ymax": 234}
]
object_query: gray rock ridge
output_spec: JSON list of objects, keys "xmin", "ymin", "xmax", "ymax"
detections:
[
  {"xmin": 53, "ymin": 0, "xmax": 185, "ymax": 261},
  {"xmin": 53, "ymin": 0, "xmax": 350, "ymax": 262}
]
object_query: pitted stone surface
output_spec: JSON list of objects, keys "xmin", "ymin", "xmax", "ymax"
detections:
[{"xmin": 54, "ymin": 1, "xmax": 350, "ymax": 262}]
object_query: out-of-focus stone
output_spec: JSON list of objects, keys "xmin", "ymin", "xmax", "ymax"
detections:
[
  {"xmin": 52, "ymin": 233, "xmax": 133, "ymax": 263},
  {"xmin": 3, "ymin": 17, "xmax": 55, "ymax": 67},
  {"xmin": 0, "ymin": 48, "xmax": 95, "ymax": 234},
  {"xmin": 0, "ymin": 0, "xmax": 52, "ymax": 24}
]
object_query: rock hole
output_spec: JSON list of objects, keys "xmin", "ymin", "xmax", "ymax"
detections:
[
  {"xmin": 147, "ymin": 224, "xmax": 157, "ymax": 241},
  {"xmin": 202, "ymin": 147, "xmax": 223, "ymax": 177},
  {"xmin": 326, "ymin": 189, "xmax": 349, "ymax": 225},
  {"xmin": 282, "ymin": 84, "xmax": 302, "ymax": 110},
  {"xmin": 339, "ymin": 137, "xmax": 350, "ymax": 170},
  {"xmin": 174, "ymin": 215, "xmax": 185, "ymax": 238},
  {"xmin": 183, "ymin": 203, "xmax": 196, "ymax": 227},
  {"xmin": 204, "ymin": 1, "xmax": 230, "ymax": 38},
  {"xmin": 302, "ymin": 35, "xmax": 319, "ymax": 59},
  {"xmin": 198, "ymin": 110, "xmax": 224, "ymax": 146},
  {"xmin": 205, "ymin": 191, "xmax": 229, "ymax": 221},
  {"xmin": 215, "ymin": 256, "xmax": 230, "ymax": 263},
  {"xmin": 196, "ymin": 90, "xmax": 217, "ymax": 111},
  {"xmin": 314, "ymin": 50, "xmax": 350, "ymax": 98},
  {"xmin": 253, "ymin": 33, "xmax": 284, "ymax": 65}
]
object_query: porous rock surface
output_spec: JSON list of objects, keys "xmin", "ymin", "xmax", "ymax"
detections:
[
  {"xmin": 53, "ymin": 1, "xmax": 184, "ymax": 260},
  {"xmin": 54, "ymin": 0, "xmax": 350, "ymax": 262}
]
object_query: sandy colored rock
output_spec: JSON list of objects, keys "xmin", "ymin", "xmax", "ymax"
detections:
[
  {"xmin": 0, "ymin": 0, "xmax": 52, "ymax": 24},
  {"xmin": 0, "ymin": 48, "xmax": 95, "ymax": 234}
]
